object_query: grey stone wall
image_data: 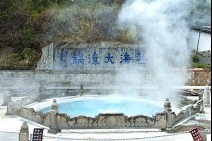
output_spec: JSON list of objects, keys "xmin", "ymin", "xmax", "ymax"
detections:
[
  {"xmin": 36, "ymin": 43, "xmax": 54, "ymax": 70},
  {"xmin": 36, "ymin": 43, "xmax": 149, "ymax": 71},
  {"xmin": 1, "ymin": 43, "xmax": 210, "ymax": 94},
  {"xmin": 0, "ymin": 69, "xmax": 210, "ymax": 93}
]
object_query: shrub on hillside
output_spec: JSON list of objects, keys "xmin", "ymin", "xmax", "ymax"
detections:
[{"xmin": 192, "ymin": 54, "xmax": 200, "ymax": 63}]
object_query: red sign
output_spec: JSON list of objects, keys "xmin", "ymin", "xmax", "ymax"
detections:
[{"xmin": 189, "ymin": 128, "xmax": 203, "ymax": 141}]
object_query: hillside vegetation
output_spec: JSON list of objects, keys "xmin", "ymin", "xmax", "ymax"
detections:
[{"xmin": 0, "ymin": 0, "xmax": 210, "ymax": 70}]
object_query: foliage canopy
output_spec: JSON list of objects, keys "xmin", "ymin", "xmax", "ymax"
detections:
[{"xmin": 0, "ymin": 0, "xmax": 210, "ymax": 69}]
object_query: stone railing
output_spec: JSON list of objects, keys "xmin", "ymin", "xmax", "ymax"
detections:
[{"xmin": 6, "ymin": 97, "xmax": 203, "ymax": 134}]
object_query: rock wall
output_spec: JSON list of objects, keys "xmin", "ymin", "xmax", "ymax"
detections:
[
  {"xmin": 0, "ymin": 69, "xmax": 210, "ymax": 94},
  {"xmin": 1, "ymin": 43, "xmax": 210, "ymax": 94},
  {"xmin": 186, "ymin": 69, "xmax": 211, "ymax": 86},
  {"xmin": 36, "ymin": 43, "xmax": 149, "ymax": 71}
]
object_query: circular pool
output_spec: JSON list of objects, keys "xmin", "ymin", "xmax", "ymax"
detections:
[{"xmin": 40, "ymin": 96, "xmax": 165, "ymax": 117}]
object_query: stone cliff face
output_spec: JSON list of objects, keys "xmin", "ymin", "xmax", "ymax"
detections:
[{"xmin": 186, "ymin": 68, "xmax": 211, "ymax": 86}]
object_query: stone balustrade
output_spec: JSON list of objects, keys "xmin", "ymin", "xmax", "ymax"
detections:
[{"xmin": 6, "ymin": 97, "xmax": 202, "ymax": 134}]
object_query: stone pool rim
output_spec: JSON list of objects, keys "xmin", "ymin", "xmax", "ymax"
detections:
[{"xmin": 26, "ymin": 95, "xmax": 180, "ymax": 117}]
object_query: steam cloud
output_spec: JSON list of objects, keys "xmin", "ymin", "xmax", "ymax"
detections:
[{"xmin": 116, "ymin": 0, "xmax": 191, "ymax": 105}]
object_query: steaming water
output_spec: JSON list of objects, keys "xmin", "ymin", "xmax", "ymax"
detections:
[
  {"xmin": 116, "ymin": 0, "xmax": 191, "ymax": 104},
  {"xmin": 40, "ymin": 96, "xmax": 164, "ymax": 117}
]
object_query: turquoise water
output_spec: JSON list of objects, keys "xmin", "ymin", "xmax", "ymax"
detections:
[{"xmin": 41, "ymin": 97, "xmax": 163, "ymax": 117}]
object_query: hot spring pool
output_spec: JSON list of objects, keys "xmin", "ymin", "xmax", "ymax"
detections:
[{"xmin": 40, "ymin": 96, "xmax": 164, "ymax": 117}]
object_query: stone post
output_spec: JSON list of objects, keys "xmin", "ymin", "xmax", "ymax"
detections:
[
  {"xmin": 203, "ymin": 85, "xmax": 211, "ymax": 106},
  {"xmin": 38, "ymin": 81, "xmax": 45, "ymax": 102},
  {"xmin": 48, "ymin": 99, "xmax": 60, "ymax": 134},
  {"xmin": 198, "ymin": 93, "xmax": 204, "ymax": 113},
  {"xmin": 2, "ymin": 91, "xmax": 12, "ymax": 106},
  {"xmin": 199, "ymin": 130, "xmax": 207, "ymax": 141},
  {"xmin": 19, "ymin": 122, "xmax": 29, "ymax": 141},
  {"xmin": 164, "ymin": 98, "xmax": 175, "ymax": 129},
  {"xmin": 80, "ymin": 84, "xmax": 84, "ymax": 96},
  {"xmin": 6, "ymin": 101, "xmax": 15, "ymax": 115}
]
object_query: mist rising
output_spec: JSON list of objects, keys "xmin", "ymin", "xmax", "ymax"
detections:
[{"xmin": 117, "ymin": 0, "xmax": 191, "ymax": 104}]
